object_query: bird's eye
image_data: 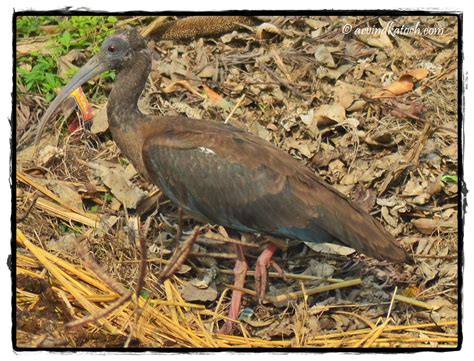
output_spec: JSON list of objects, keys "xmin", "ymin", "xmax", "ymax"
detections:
[{"xmin": 107, "ymin": 45, "xmax": 117, "ymax": 53}]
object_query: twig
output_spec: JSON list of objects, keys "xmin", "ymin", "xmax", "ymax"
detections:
[
  {"xmin": 224, "ymin": 94, "xmax": 246, "ymax": 124},
  {"xmin": 225, "ymin": 278, "xmax": 362, "ymax": 303},
  {"xmin": 74, "ymin": 235, "xmax": 127, "ymax": 296},
  {"xmin": 412, "ymin": 254, "xmax": 457, "ymax": 260},
  {"xmin": 190, "ymin": 251, "xmax": 237, "ymax": 259},
  {"xmin": 140, "ymin": 16, "xmax": 168, "ymax": 38},
  {"xmin": 158, "ymin": 226, "xmax": 201, "ymax": 282},
  {"xmin": 198, "ymin": 235, "xmax": 260, "ymax": 249},
  {"xmin": 394, "ymin": 294, "xmax": 435, "ymax": 310},
  {"xmin": 135, "ymin": 218, "xmax": 148, "ymax": 299},
  {"xmin": 17, "ymin": 194, "xmax": 39, "ymax": 224},
  {"xmin": 65, "ymin": 291, "xmax": 132, "ymax": 329},
  {"xmin": 362, "ymin": 95, "xmax": 456, "ymax": 134}
]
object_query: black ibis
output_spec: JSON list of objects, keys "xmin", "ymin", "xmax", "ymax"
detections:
[{"xmin": 35, "ymin": 29, "xmax": 410, "ymax": 334}]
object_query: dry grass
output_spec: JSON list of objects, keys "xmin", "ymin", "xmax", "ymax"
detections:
[
  {"xmin": 16, "ymin": 229, "xmax": 458, "ymax": 348},
  {"xmin": 15, "ymin": 15, "xmax": 460, "ymax": 348}
]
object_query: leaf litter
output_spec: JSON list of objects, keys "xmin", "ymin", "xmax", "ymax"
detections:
[{"xmin": 16, "ymin": 15, "xmax": 459, "ymax": 348}]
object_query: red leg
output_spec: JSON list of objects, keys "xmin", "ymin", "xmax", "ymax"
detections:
[
  {"xmin": 255, "ymin": 243, "xmax": 279, "ymax": 301},
  {"xmin": 218, "ymin": 243, "xmax": 248, "ymax": 335}
]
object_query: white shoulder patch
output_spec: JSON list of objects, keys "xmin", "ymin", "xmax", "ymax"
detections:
[{"xmin": 197, "ymin": 147, "xmax": 216, "ymax": 155}]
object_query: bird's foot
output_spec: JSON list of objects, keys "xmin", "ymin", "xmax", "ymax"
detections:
[
  {"xmin": 255, "ymin": 243, "xmax": 282, "ymax": 302},
  {"xmin": 217, "ymin": 320, "xmax": 236, "ymax": 335}
]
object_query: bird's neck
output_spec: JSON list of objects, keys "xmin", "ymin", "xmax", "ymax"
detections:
[{"xmin": 107, "ymin": 49, "xmax": 151, "ymax": 131}]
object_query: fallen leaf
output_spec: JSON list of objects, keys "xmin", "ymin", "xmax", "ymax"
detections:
[
  {"xmin": 344, "ymin": 39, "xmax": 375, "ymax": 59},
  {"xmin": 306, "ymin": 259, "xmax": 335, "ymax": 278},
  {"xmin": 16, "ymin": 40, "xmax": 52, "ymax": 57},
  {"xmin": 203, "ymin": 85, "xmax": 233, "ymax": 111},
  {"xmin": 197, "ymin": 65, "xmax": 216, "ymax": 78},
  {"xmin": 334, "ymin": 83, "xmax": 355, "ymax": 109},
  {"xmin": 46, "ymin": 233, "xmax": 77, "ymax": 253},
  {"xmin": 91, "ymin": 104, "xmax": 109, "ymax": 134},
  {"xmin": 418, "ymin": 261, "xmax": 438, "ymax": 282},
  {"xmin": 285, "ymin": 138, "xmax": 314, "ymax": 158},
  {"xmin": 48, "ymin": 181, "xmax": 84, "ymax": 211},
  {"xmin": 163, "ymin": 79, "xmax": 202, "ymax": 97},
  {"xmin": 412, "ymin": 217, "xmax": 456, "ymax": 235},
  {"xmin": 87, "ymin": 161, "xmax": 147, "ymax": 209},
  {"xmin": 255, "ymin": 23, "xmax": 282, "ymax": 40},
  {"xmin": 374, "ymin": 76, "xmax": 414, "ymax": 98},
  {"xmin": 304, "ymin": 242, "xmax": 355, "ymax": 256},
  {"xmin": 181, "ymin": 281, "xmax": 218, "ymax": 302},
  {"xmin": 356, "ymin": 30, "xmax": 393, "ymax": 49},
  {"xmin": 38, "ymin": 145, "xmax": 63, "ymax": 167},
  {"xmin": 352, "ymin": 183, "xmax": 376, "ymax": 212},
  {"xmin": 317, "ymin": 64, "xmax": 352, "ymax": 80},
  {"xmin": 57, "ymin": 49, "xmax": 84, "ymax": 80},
  {"xmin": 381, "ymin": 206, "xmax": 398, "ymax": 227},
  {"xmin": 404, "ymin": 68, "xmax": 429, "ymax": 80},
  {"xmin": 434, "ymin": 49, "xmax": 455, "ymax": 65},
  {"xmin": 365, "ymin": 132, "xmax": 395, "ymax": 147},
  {"xmin": 314, "ymin": 45, "xmax": 336, "ymax": 68},
  {"xmin": 305, "ymin": 19, "xmax": 329, "ymax": 30},
  {"xmin": 314, "ymin": 103, "xmax": 346, "ymax": 127}
]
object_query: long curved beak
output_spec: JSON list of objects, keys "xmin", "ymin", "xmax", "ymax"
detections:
[{"xmin": 34, "ymin": 55, "xmax": 109, "ymax": 147}]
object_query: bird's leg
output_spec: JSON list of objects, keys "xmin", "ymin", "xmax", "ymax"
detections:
[
  {"xmin": 218, "ymin": 242, "xmax": 248, "ymax": 335},
  {"xmin": 255, "ymin": 242, "xmax": 282, "ymax": 301}
]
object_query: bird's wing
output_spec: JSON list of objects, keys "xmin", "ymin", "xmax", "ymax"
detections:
[{"xmin": 142, "ymin": 118, "xmax": 408, "ymax": 263}]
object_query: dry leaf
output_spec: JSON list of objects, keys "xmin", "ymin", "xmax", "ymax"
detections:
[
  {"xmin": 48, "ymin": 182, "xmax": 84, "ymax": 211},
  {"xmin": 305, "ymin": 19, "xmax": 329, "ymax": 30},
  {"xmin": 181, "ymin": 281, "xmax": 218, "ymax": 302},
  {"xmin": 57, "ymin": 49, "xmax": 84, "ymax": 80},
  {"xmin": 375, "ymin": 76, "xmax": 414, "ymax": 97},
  {"xmin": 334, "ymin": 83, "xmax": 355, "ymax": 109},
  {"xmin": 203, "ymin": 85, "xmax": 232, "ymax": 111},
  {"xmin": 365, "ymin": 132, "xmax": 395, "ymax": 147},
  {"xmin": 314, "ymin": 45, "xmax": 336, "ymax": 68},
  {"xmin": 163, "ymin": 79, "xmax": 202, "ymax": 97},
  {"xmin": 314, "ymin": 103, "xmax": 346, "ymax": 127},
  {"xmin": 306, "ymin": 259, "xmax": 335, "ymax": 278},
  {"xmin": 411, "ymin": 217, "xmax": 455, "ymax": 235},
  {"xmin": 356, "ymin": 31, "xmax": 393, "ymax": 49},
  {"xmin": 404, "ymin": 68, "xmax": 429, "ymax": 80},
  {"xmin": 317, "ymin": 64, "xmax": 352, "ymax": 80},
  {"xmin": 17, "ymin": 40, "xmax": 52, "ymax": 57},
  {"xmin": 38, "ymin": 145, "xmax": 63, "ymax": 167},
  {"xmin": 344, "ymin": 39, "xmax": 375, "ymax": 58},
  {"xmin": 381, "ymin": 206, "xmax": 398, "ymax": 227},
  {"xmin": 91, "ymin": 104, "xmax": 109, "ymax": 134},
  {"xmin": 87, "ymin": 161, "xmax": 147, "ymax": 209},
  {"xmin": 286, "ymin": 139, "xmax": 314, "ymax": 158},
  {"xmin": 197, "ymin": 65, "xmax": 216, "ymax": 78},
  {"xmin": 255, "ymin": 23, "xmax": 282, "ymax": 40},
  {"xmin": 305, "ymin": 242, "xmax": 355, "ymax": 256}
]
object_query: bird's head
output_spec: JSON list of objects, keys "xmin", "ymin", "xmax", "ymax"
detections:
[{"xmin": 34, "ymin": 28, "xmax": 147, "ymax": 147}]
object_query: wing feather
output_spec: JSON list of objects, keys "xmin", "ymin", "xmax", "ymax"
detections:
[{"xmin": 141, "ymin": 118, "xmax": 408, "ymax": 263}]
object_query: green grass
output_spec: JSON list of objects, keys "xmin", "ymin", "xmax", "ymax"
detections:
[{"xmin": 16, "ymin": 16, "xmax": 121, "ymax": 102}]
